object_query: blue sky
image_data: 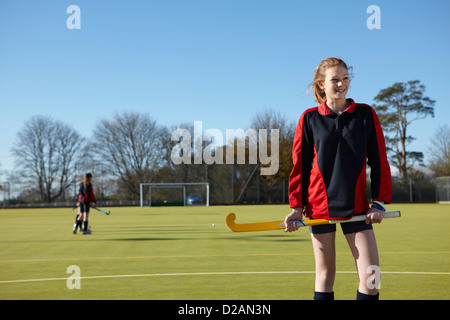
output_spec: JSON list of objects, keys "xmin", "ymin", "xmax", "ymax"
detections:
[{"xmin": 0, "ymin": 0, "xmax": 449, "ymax": 175}]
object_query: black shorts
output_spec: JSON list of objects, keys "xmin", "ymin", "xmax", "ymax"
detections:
[
  {"xmin": 79, "ymin": 202, "xmax": 90, "ymax": 213},
  {"xmin": 309, "ymin": 214, "xmax": 373, "ymax": 235}
]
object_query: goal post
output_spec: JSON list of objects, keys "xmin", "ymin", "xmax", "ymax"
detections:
[
  {"xmin": 436, "ymin": 176, "xmax": 450, "ymax": 204},
  {"xmin": 140, "ymin": 182, "xmax": 210, "ymax": 207}
]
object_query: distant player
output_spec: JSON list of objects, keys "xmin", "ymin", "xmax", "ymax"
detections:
[
  {"xmin": 73, "ymin": 173, "xmax": 97, "ymax": 234},
  {"xmin": 284, "ymin": 57, "xmax": 392, "ymax": 300}
]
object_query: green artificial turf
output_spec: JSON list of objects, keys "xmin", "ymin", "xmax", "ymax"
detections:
[{"xmin": 0, "ymin": 203, "xmax": 448, "ymax": 300}]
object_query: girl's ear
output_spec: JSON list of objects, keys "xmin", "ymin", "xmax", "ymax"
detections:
[{"xmin": 318, "ymin": 81, "xmax": 324, "ymax": 91}]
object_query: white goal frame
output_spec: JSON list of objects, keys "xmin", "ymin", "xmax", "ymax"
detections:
[
  {"xmin": 436, "ymin": 176, "xmax": 450, "ymax": 203},
  {"xmin": 140, "ymin": 182, "xmax": 210, "ymax": 207}
]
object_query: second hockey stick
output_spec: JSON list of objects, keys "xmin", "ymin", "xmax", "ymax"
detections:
[{"xmin": 93, "ymin": 207, "xmax": 111, "ymax": 215}]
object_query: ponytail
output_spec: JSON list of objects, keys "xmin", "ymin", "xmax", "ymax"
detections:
[{"xmin": 81, "ymin": 173, "xmax": 93, "ymax": 186}]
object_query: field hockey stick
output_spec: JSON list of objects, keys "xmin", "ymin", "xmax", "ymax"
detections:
[
  {"xmin": 226, "ymin": 211, "xmax": 401, "ymax": 232},
  {"xmin": 93, "ymin": 207, "xmax": 111, "ymax": 215}
]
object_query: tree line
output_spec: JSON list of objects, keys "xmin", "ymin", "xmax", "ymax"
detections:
[{"xmin": 2, "ymin": 80, "xmax": 449, "ymax": 204}]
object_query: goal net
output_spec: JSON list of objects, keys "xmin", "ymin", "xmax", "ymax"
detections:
[
  {"xmin": 140, "ymin": 182, "xmax": 210, "ymax": 207},
  {"xmin": 436, "ymin": 177, "xmax": 450, "ymax": 203}
]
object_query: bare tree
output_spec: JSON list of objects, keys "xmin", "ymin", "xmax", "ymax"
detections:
[
  {"xmin": 225, "ymin": 108, "xmax": 296, "ymax": 203},
  {"xmin": 250, "ymin": 108, "xmax": 296, "ymax": 178},
  {"xmin": 92, "ymin": 111, "xmax": 165, "ymax": 199},
  {"xmin": 11, "ymin": 115, "xmax": 84, "ymax": 202},
  {"xmin": 159, "ymin": 122, "xmax": 211, "ymax": 183},
  {"xmin": 428, "ymin": 125, "xmax": 450, "ymax": 177}
]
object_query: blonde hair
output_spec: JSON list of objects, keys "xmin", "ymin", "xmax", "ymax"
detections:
[{"xmin": 308, "ymin": 57, "xmax": 353, "ymax": 104}]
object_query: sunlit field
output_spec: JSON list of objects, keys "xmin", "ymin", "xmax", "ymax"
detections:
[{"xmin": 0, "ymin": 203, "xmax": 448, "ymax": 300}]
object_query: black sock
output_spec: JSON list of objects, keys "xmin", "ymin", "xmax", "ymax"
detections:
[
  {"xmin": 314, "ymin": 291, "xmax": 334, "ymax": 300},
  {"xmin": 76, "ymin": 220, "xmax": 82, "ymax": 231},
  {"xmin": 356, "ymin": 290, "xmax": 379, "ymax": 300},
  {"xmin": 83, "ymin": 221, "xmax": 88, "ymax": 231}
]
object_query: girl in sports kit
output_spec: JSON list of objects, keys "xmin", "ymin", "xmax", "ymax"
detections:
[
  {"xmin": 74, "ymin": 173, "xmax": 97, "ymax": 234},
  {"xmin": 284, "ymin": 57, "xmax": 392, "ymax": 300}
]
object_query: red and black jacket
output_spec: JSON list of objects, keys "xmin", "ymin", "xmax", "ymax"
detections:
[
  {"xmin": 78, "ymin": 183, "xmax": 97, "ymax": 204},
  {"xmin": 289, "ymin": 99, "xmax": 392, "ymax": 220}
]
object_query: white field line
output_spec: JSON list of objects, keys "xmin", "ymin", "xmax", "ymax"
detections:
[{"xmin": 1, "ymin": 270, "xmax": 449, "ymax": 285}]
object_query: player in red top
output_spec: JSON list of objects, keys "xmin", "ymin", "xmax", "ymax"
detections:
[
  {"xmin": 284, "ymin": 57, "xmax": 392, "ymax": 300},
  {"xmin": 74, "ymin": 173, "xmax": 97, "ymax": 234}
]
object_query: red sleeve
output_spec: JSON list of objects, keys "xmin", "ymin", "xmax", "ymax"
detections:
[
  {"xmin": 289, "ymin": 110, "xmax": 315, "ymax": 208},
  {"xmin": 368, "ymin": 107, "xmax": 392, "ymax": 204}
]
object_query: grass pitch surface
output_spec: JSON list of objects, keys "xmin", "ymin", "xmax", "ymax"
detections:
[{"xmin": 0, "ymin": 203, "xmax": 449, "ymax": 300}]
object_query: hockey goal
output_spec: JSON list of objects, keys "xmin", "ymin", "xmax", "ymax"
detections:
[{"xmin": 139, "ymin": 182, "xmax": 210, "ymax": 207}]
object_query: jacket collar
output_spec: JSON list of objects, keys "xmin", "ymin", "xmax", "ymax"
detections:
[{"xmin": 318, "ymin": 98, "xmax": 356, "ymax": 115}]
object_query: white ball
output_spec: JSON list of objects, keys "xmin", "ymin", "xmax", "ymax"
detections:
[{"xmin": 212, "ymin": 223, "xmax": 215, "ymax": 227}]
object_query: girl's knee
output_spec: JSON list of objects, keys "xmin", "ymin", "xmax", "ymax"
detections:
[{"xmin": 316, "ymin": 267, "xmax": 336, "ymax": 287}]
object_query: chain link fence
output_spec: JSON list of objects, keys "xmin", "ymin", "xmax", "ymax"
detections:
[{"xmin": 2, "ymin": 173, "xmax": 448, "ymax": 208}]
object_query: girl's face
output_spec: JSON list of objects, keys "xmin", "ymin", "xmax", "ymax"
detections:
[{"xmin": 319, "ymin": 65, "xmax": 350, "ymax": 102}]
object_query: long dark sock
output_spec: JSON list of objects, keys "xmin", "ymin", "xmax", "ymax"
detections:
[
  {"xmin": 83, "ymin": 221, "xmax": 88, "ymax": 231},
  {"xmin": 356, "ymin": 290, "xmax": 379, "ymax": 300},
  {"xmin": 314, "ymin": 291, "xmax": 334, "ymax": 300}
]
